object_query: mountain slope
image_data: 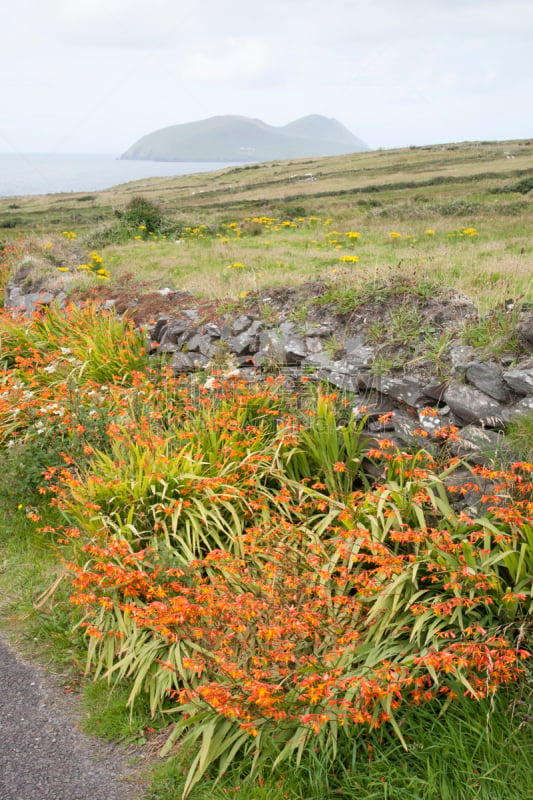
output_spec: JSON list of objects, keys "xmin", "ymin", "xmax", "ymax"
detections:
[{"xmin": 120, "ymin": 115, "xmax": 369, "ymax": 162}]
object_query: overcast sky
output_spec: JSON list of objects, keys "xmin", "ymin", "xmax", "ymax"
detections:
[{"xmin": 2, "ymin": 0, "xmax": 532, "ymax": 154}]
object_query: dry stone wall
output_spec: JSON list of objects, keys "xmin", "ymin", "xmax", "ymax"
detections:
[{"xmin": 6, "ymin": 268, "xmax": 533, "ymax": 474}]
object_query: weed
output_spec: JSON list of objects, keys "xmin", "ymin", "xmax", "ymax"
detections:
[
  {"xmin": 388, "ymin": 303, "xmax": 433, "ymax": 345},
  {"xmin": 369, "ymin": 354, "xmax": 399, "ymax": 375},
  {"xmin": 366, "ymin": 320, "xmax": 387, "ymax": 343},
  {"xmin": 506, "ymin": 410, "xmax": 533, "ymax": 461},
  {"xmin": 409, "ymin": 330, "xmax": 454, "ymax": 379},
  {"xmin": 462, "ymin": 303, "xmax": 523, "ymax": 356}
]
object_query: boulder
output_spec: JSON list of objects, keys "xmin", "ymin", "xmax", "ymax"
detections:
[
  {"xmin": 444, "ymin": 382, "xmax": 504, "ymax": 425},
  {"xmin": 449, "ymin": 344, "xmax": 477, "ymax": 375},
  {"xmin": 160, "ymin": 319, "xmax": 190, "ymax": 345},
  {"xmin": 363, "ymin": 375, "xmax": 430, "ymax": 408},
  {"xmin": 232, "ymin": 314, "xmax": 254, "ymax": 335},
  {"xmin": 503, "ymin": 368, "xmax": 533, "ymax": 395},
  {"xmin": 517, "ymin": 314, "xmax": 533, "ymax": 349},
  {"xmin": 466, "ymin": 361, "xmax": 510, "ymax": 402},
  {"xmin": 228, "ymin": 321, "xmax": 263, "ymax": 356},
  {"xmin": 445, "ymin": 425, "xmax": 507, "ymax": 466},
  {"xmin": 170, "ymin": 351, "xmax": 209, "ymax": 375}
]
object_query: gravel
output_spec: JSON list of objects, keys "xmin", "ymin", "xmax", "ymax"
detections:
[{"xmin": 0, "ymin": 634, "xmax": 146, "ymax": 800}]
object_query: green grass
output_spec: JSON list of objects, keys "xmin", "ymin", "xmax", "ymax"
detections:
[
  {"xmin": 0, "ymin": 501, "xmax": 88, "ymax": 669},
  {"xmin": 2, "ymin": 139, "xmax": 532, "ymax": 313},
  {"xmin": 143, "ymin": 690, "xmax": 533, "ymax": 800},
  {"xmin": 507, "ymin": 412, "xmax": 533, "ymax": 461},
  {"xmin": 81, "ymin": 679, "xmax": 163, "ymax": 745}
]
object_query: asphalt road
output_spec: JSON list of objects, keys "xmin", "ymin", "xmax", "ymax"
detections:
[{"xmin": 0, "ymin": 634, "xmax": 143, "ymax": 800}]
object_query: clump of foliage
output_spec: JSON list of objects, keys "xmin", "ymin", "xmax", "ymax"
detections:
[
  {"xmin": 118, "ymin": 195, "xmax": 165, "ymax": 235},
  {"xmin": 87, "ymin": 195, "xmax": 182, "ymax": 247},
  {"xmin": 509, "ymin": 176, "xmax": 533, "ymax": 195}
]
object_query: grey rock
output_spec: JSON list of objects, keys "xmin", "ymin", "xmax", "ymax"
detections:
[
  {"xmin": 503, "ymin": 368, "xmax": 533, "ymax": 395},
  {"xmin": 304, "ymin": 336, "xmax": 324, "ymax": 355},
  {"xmin": 232, "ymin": 314, "xmax": 254, "ymax": 334},
  {"xmin": 444, "ymin": 382, "xmax": 504, "ymax": 424},
  {"xmin": 391, "ymin": 410, "xmax": 440, "ymax": 450},
  {"xmin": 236, "ymin": 354, "xmax": 257, "ymax": 368},
  {"xmin": 500, "ymin": 352, "xmax": 517, "ymax": 367},
  {"xmin": 5, "ymin": 285, "xmax": 24, "ymax": 310},
  {"xmin": 318, "ymin": 370, "xmax": 360, "ymax": 393},
  {"xmin": 229, "ymin": 330, "xmax": 260, "ymax": 356},
  {"xmin": 170, "ymin": 351, "xmax": 209, "ymax": 374},
  {"xmin": 219, "ymin": 323, "xmax": 232, "ymax": 341},
  {"xmin": 228, "ymin": 320, "xmax": 263, "ymax": 355},
  {"xmin": 503, "ymin": 395, "xmax": 533, "ymax": 420},
  {"xmin": 186, "ymin": 333, "xmax": 216, "ymax": 358},
  {"xmin": 22, "ymin": 291, "xmax": 54, "ymax": 314},
  {"xmin": 423, "ymin": 382, "xmax": 448, "ymax": 402},
  {"xmin": 180, "ymin": 325, "xmax": 202, "ymax": 345},
  {"xmin": 256, "ymin": 329, "xmax": 286, "ymax": 366},
  {"xmin": 449, "ymin": 344, "xmax": 477, "ymax": 375},
  {"xmin": 466, "ymin": 361, "xmax": 510, "ymax": 402},
  {"xmin": 443, "ymin": 467, "xmax": 498, "ymax": 514},
  {"xmin": 339, "ymin": 346, "xmax": 375, "ymax": 370},
  {"xmin": 282, "ymin": 333, "xmax": 308, "ymax": 364},
  {"xmin": 56, "ymin": 291, "xmax": 68, "ymax": 308},
  {"xmin": 160, "ymin": 319, "xmax": 190, "ymax": 345},
  {"xmin": 170, "ymin": 352, "xmax": 196, "ymax": 374},
  {"xmin": 157, "ymin": 342, "xmax": 178, "ymax": 354},
  {"xmin": 344, "ymin": 335, "xmax": 366, "ymax": 353},
  {"xmin": 152, "ymin": 316, "xmax": 171, "ymax": 341},
  {"xmin": 279, "ymin": 321, "xmax": 297, "ymax": 335},
  {"xmin": 365, "ymin": 375, "xmax": 429, "ymax": 408},
  {"xmin": 416, "ymin": 407, "xmax": 450, "ymax": 435},
  {"xmin": 303, "ymin": 323, "xmax": 333, "ymax": 338},
  {"xmin": 517, "ymin": 314, "xmax": 533, "ymax": 348},
  {"xmin": 302, "ymin": 352, "xmax": 334, "ymax": 370},
  {"xmin": 322, "ymin": 352, "xmax": 373, "ymax": 377},
  {"xmin": 362, "ymin": 407, "xmax": 440, "ymax": 452},
  {"xmin": 204, "ymin": 322, "xmax": 222, "ymax": 339},
  {"xmin": 446, "ymin": 425, "xmax": 506, "ymax": 466}
]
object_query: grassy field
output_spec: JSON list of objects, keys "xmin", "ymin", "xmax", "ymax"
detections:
[
  {"xmin": 0, "ymin": 140, "xmax": 533, "ymax": 800},
  {"xmin": 1, "ymin": 138, "xmax": 532, "ymax": 312}
]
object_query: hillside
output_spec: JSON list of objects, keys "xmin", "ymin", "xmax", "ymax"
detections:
[{"xmin": 120, "ymin": 114, "xmax": 369, "ymax": 162}]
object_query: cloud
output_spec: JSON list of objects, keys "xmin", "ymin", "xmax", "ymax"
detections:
[
  {"xmin": 53, "ymin": 0, "xmax": 185, "ymax": 48},
  {"xmin": 1, "ymin": 0, "xmax": 532, "ymax": 152},
  {"xmin": 183, "ymin": 39, "xmax": 270, "ymax": 83},
  {"xmin": 51, "ymin": 0, "xmax": 283, "ymax": 49}
]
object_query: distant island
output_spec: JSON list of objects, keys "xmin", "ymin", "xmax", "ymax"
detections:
[{"xmin": 120, "ymin": 114, "xmax": 369, "ymax": 163}]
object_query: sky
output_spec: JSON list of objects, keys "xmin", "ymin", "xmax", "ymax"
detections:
[{"xmin": 2, "ymin": 0, "xmax": 532, "ymax": 154}]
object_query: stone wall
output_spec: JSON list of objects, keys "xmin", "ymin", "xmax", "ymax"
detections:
[{"xmin": 6, "ymin": 268, "xmax": 533, "ymax": 472}]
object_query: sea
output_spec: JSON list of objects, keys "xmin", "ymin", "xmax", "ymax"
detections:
[{"xmin": 0, "ymin": 153, "xmax": 240, "ymax": 198}]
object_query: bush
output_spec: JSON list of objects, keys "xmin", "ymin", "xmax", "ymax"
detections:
[
  {"xmin": 118, "ymin": 195, "xmax": 165, "ymax": 235},
  {"xmin": 87, "ymin": 195, "xmax": 183, "ymax": 247}
]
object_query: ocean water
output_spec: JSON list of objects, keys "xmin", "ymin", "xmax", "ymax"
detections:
[{"xmin": 0, "ymin": 153, "xmax": 240, "ymax": 198}]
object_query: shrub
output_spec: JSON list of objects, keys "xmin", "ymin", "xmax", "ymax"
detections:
[{"xmin": 118, "ymin": 195, "xmax": 165, "ymax": 235}]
